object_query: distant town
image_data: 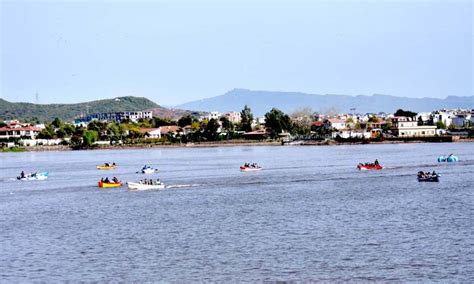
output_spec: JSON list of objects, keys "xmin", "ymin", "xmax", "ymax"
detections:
[{"xmin": 1, "ymin": 106, "xmax": 473, "ymax": 150}]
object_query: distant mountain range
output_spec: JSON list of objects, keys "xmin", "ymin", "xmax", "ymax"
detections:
[
  {"xmin": 0, "ymin": 96, "xmax": 198, "ymax": 122},
  {"xmin": 177, "ymin": 89, "xmax": 474, "ymax": 116}
]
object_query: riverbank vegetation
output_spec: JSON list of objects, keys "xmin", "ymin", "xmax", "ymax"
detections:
[{"xmin": 1, "ymin": 106, "xmax": 473, "ymax": 151}]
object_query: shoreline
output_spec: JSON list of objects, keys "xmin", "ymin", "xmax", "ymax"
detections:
[{"xmin": 2, "ymin": 138, "xmax": 473, "ymax": 153}]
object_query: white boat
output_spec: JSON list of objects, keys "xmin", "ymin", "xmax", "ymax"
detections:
[
  {"xmin": 137, "ymin": 167, "xmax": 158, "ymax": 174},
  {"xmin": 127, "ymin": 181, "xmax": 165, "ymax": 191},
  {"xmin": 17, "ymin": 172, "xmax": 49, "ymax": 181}
]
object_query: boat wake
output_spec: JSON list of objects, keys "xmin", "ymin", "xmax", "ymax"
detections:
[{"xmin": 166, "ymin": 184, "xmax": 202, "ymax": 189}]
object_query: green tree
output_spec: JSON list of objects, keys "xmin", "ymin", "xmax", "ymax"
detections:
[
  {"xmin": 205, "ymin": 118, "xmax": 220, "ymax": 140},
  {"xmin": 82, "ymin": 130, "xmax": 98, "ymax": 146},
  {"xmin": 220, "ymin": 116, "xmax": 234, "ymax": 132},
  {"xmin": 152, "ymin": 117, "xmax": 176, "ymax": 128},
  {"xmin": 264, "ymin": 108, "xmax": 292, "ymax": 139},
  {"xmin": 240, "ymin": 105, "xmax": 254, "ymax": 132},
  {"xmin": 394, "ymin": 109, "xmax": 417, "ymax": 118},
  {"xmin": 37, "ymin": 125, "xmax": 56, "ymax": 139},
  {"xmin": 51, "ymin": 117, "xmax": 62, "ymax": 128},
  {"xmin": 178, "ymin": 115, "xmax": 193, "ymax": 128}
]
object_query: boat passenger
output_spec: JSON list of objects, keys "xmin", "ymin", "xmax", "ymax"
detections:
[
  {"xmin": 374, "ymin": 159, "xmax": 379, "ymax": 166},
  {"xmin": 104, "ymin": 177, "xmax": 110, "ymax": 183},
  {"xmin": 112, "ymin": 162, "xmax": 116, "ymax": 166},
  {"xmin": 20, "ymin": 171, "xmax": 25, "ymax": 178},
  {"xmin": 112, "ymin": 177, "xmax": 119, "ymax": 183}
]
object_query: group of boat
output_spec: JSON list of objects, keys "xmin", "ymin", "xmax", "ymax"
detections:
[
  {"xmin": 96, "ymin": 164, "xmax": 163, "ymax": 190},
  {"xmin": 15, "ymin": 153, "xmax": 460, "ymax": 187},
  {"xmin": 356, "ymin": 154, "xmax": 459, "ymax": 182}
]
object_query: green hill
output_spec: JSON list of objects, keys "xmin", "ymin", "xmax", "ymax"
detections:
[{"xmin": 0, "ymin": 96, "xmax": 161, "ymax": 122}]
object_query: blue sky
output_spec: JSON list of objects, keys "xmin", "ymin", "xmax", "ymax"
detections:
[{"xmin": 1, "ymin": 0, "xmax": 472, "ymax": 105}]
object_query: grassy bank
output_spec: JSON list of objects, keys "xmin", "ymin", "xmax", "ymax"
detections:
[{"xmin": 1, "ymin": 146, "xmax": 26, "ymax": 152}]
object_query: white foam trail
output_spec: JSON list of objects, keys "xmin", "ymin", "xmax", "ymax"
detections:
[{"xmin": 166, "ymin": 184, "xmax": 201, "ymax": 189}]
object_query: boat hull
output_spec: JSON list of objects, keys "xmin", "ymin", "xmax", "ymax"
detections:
[
  {"xmin": 98, "ymin": 181, "xmax": 122, "ymax": 188},
  {"xmin": 357, "ymin": 165, "xmax": 384, "ymax": 171},
  {"xmin": 240, "ymin": 166, "xmax": 262, "ymax": 172},
  {"xmin": 96, "ymin": 166, "xmax": 116, "ymax": 170},
  {"xmin": 127, "ymin": 182, "xmax": 165, "ymax": 191},
  {"xmin": 418, "ymin": 176, "xmax": 439, "ymax": 182},
  {"xmin": 437, "ymin": 156, "xmax": 458, "ymax": 163},
  {"xmin": 139, "ymin": 168, "xmax": 158, "ymax": 174}
]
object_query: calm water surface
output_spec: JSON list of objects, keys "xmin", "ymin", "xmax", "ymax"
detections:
[{"xmin": 1, "ymin": 143, "xmax": 473, "ymax": 281}]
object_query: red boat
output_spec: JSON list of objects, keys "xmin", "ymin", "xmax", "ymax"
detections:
[
  {"xmin": 240, "ymin": 166, "xmax": 262, "ymax": 172},
  {"xmin": 357, "ymin": 164, "xmax": 384, "ymax": 170}
]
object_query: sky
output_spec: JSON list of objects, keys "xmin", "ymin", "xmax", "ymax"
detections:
[{"xmin": 0, "ymin": 0, "xmax": 472, "ymax": 106}]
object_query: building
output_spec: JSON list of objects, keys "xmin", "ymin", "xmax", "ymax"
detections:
[
  {"xmin": 223, "ymin": 112, "xmax": 241, "ymax": 124},
  {"xmin": 325, "ymin": 118, "xmax": 347, "ymax": 130},
  {"xmin": 140, "ymin": 128, "xmax": 161, "ymax": 139},
  {"xmin": 159, "ymin": 125, "xmax": 180, "ymax": 136},
  {"xmin": 332, "ymin": 129, "xmax": 371, "ymax": 139},
  {"xmin": 0, "ymin": 125, "xmax": 42, "ymax": 141},
  {"xmin": 75, "ymin": 111, "xmax": 153, "ymax": 124},
  {"xmin": 391, "ymin": 117, "xmax": 436, "ymax": 137},
  {"xmin": 200, "ymin": 111, "xmax": 221, "ymax": 121}
]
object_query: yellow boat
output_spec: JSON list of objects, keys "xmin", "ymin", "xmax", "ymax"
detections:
[
  {"xmin": 98, "ymin": 181, "xmax": 122, "ymax": 188},
  {"xmin": 96, "ymin": 165, "xmax": 116, "ymax": 170}
]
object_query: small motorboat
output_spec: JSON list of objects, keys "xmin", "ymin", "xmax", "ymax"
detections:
[
  {"xmin": 437, "ymin": 155, "xmax": 458, "ymax": 163},
  {"xmin": 357, "ymin": 164, "xmax": 384, "ymax": 170},
  {"xmin": 240, "ymin": 166, "xmax": 262, "ymax": 172},
  {"xmin": 127, "ymin": 181, "xmax": 165, "ymax": 191},
  {"xmin": 137, "ymin": 167, "xmax": 158, "ymax": 174},
  {"xmin": 17, "ymin": 172, "xmax": 49, "ymax": 181},
  {"xmin": 98, "ymin": 181, "xmax": 122, "ymax": 188},
  {"xmin": 97, "ymin": 165, "xmax": 116, "ymax": 170},
  {"xmin": 417, "ymin": 175, "xmax": 440, "ymax": 182}
]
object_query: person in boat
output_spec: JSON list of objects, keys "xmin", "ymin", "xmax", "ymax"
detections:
[
  {"xmin": 20, "ymin": 171, "xmax": 25, "ymax": 178},
  {"xmin": 374, "ymin": 159, "xmax": 379, "ymax": 166},
  {"xmin": 112, "ymin": 177, "xmax": 119, "ymax": 183},
  {"xmin": 101, "ymin": 177, "xmax": 104, "ymax": 182},
  {"xmin": 104, "ymin": 177, "xmax": 110, "ymax": 183},
  {"xmin": 432, "ymin": 171, "xmax": 437, "ymax": 176},
  {"xmin": 112, "ymin": 162, "xmax": 116, "ymax": 166}
]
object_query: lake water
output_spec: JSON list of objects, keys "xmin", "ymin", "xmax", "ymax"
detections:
[{"xmin": 1, "ymin": 143, "xmax": 473, "ymax": 281}]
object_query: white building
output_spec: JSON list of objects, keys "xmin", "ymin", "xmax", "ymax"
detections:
[
  {"xmin": 325, "ymin": 118, "xmax": 347, "ymax": 130},
  {"xmin": 391, "ymin": 117, "xmax": 436, "ymax": 137},
  {"xmin": 0, "ymin": 125, "xmax": 42, "ymax": 141},
  {"xmin": 140, "ymin": 128, "xmax": 161, "ymax": 139},
  {"xmin": 223, "ymin": 112, "xmax": 241, "ymax": 123}
]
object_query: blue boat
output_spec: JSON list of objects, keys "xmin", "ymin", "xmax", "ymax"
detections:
[{"xmin": 437, "ymin": 155, "xmax": 458, "ymax": 162}]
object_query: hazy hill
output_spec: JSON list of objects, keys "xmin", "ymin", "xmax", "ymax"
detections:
[
  {"xmin": 0, "ymin": 96, "xmax": 194, "ymax": 122},
  {"xmin": 177, "ymin": 89, "xmax": 474, "ymax": 115}
]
